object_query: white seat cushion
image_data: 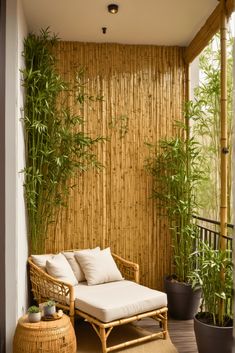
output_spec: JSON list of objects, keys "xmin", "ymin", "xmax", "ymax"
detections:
[{"xmin": 74, "ymin": 280, "xmax": 167, "ymax": 323}]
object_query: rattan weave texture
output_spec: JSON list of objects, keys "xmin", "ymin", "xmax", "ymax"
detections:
[{"xmin": 13, "ymin": 314, "xmax": 76, "ymax": 353}]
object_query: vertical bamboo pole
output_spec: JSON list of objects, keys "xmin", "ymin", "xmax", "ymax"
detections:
[
  {"xmin": 220, "ymin": 0, "xmax": 228, "ymax": 249},
  {"xmin": 219, "ymin": 0, "xmax": 228, "ymax": 326},
  {"xmin": 185, "ymin": 63, "xmax": 191, "ymax": 281}
]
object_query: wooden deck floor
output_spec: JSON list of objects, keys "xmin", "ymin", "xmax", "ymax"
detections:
[
  {"xmin": 141, "ymin": 317, "xmax": 198, "ymax": 353},
  {"xmin": 169, "ymin": 318, "xmax": 198, "ymax": 353}
]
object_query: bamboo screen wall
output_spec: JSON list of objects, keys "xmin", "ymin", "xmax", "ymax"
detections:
[{"xmin": 46, "ymin": 42, "xmax": 187, "ymax": 290}]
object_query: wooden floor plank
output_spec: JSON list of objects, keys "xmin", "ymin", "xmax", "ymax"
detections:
[
  {"xmin": 140, "ymin": 317, "xmax": 198, "ymax": 353},
  {"xmin": 169, "ymin": 318, "xmax": 198, "ymax": 353}
]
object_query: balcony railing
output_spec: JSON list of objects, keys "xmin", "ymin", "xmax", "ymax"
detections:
[
  {"xmin": 193, "ymin": 215, "xmax": 233, "ymax": 315},
  {"xmin": 193, "ymin": 215, "xmax": 233, "ymax": 252}
]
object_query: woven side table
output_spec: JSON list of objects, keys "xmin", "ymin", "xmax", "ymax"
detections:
[{"xmin": 13, "ymin": 314, "xmax": 76, "ymax": 353}]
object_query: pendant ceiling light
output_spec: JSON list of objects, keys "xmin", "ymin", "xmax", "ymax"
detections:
[{"xmin": 108, "ymin": 4, "xmax": 119, "ymax": 14}]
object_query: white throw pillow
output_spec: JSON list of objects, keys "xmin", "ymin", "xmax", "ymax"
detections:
[
  {"xmin": 63, "ymin": 247, "xmax": 100, "ymax": 282},
  {"xmin": 62, "ymin": 252, "xmax": 84, "ymax": 282},
  {"xmin": 31, "ymin": 254, "xmax": 54, "ymax": 271},
  {"xmin": 75, "ymin": 247, "xmax": 123, "ymax": 286},
  {"xmin": 46, "ymin": 253, "xmax": 78, "ymax": 286}
]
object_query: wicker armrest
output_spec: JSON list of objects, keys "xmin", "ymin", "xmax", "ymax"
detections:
[
  {"xmin": 28, "ymin": 257, "xmax": 75, "ymax": 319},
  {"xmin": 112, "ymin": 253, "xmax": 140, "ymax": 283}
]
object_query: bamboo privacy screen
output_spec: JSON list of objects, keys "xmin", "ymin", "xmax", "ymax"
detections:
[{"xmin": 46, "ymin": 42, "xmax": 187, "ymax": 290}]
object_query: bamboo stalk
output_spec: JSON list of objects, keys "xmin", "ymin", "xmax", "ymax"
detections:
[
  {"xmin": 219, "ymin": 0, "xmax": 228, "ymax": 326},
  {"xmin": 220, "ymin": 1, "xmax": 228, "ymax": 251}
]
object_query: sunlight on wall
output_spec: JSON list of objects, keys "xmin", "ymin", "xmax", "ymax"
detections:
[
  {"xmin": 229, "ymin": 12, "xmax": 235, "ymax": 37},
  {"xmin": 5, "ymin": 0, "xmax": 28, "ymax": 352}
]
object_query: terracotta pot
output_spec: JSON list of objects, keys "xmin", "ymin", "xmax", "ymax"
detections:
[
  {"xmin": 164, "ymin": 276, "xmax": 201, "ymax": 320},
  {"xmin": 194, "ymin": 314, "xmax": 233, "ymax": 353}
]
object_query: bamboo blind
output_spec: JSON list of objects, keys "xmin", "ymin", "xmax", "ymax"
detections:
[{"xmin": 46, "ymin": 42, "xmax": 187, "ymax": 290}]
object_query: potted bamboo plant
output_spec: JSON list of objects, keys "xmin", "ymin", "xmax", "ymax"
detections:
[
  {"xmin": 145, "ymin": 109, "xmax": 205, "ymax": 319},
  {"xmin": 189, "ymin": 241, "xmax": 233, "ymax": 353}
]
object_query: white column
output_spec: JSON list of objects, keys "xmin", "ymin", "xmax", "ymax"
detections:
[
  {"xmin": 5, "ymin": 0, "xmax": 28, "ymax": 352},
  {"xmin": 5, "ymin": 0, "xmax": 18, "ymax": 350}
]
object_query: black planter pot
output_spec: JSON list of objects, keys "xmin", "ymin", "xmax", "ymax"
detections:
[
  {"xmin": 164, "ymin": 276, "xmax": 201, "ymax": 320},
  {"xmin": 194, "ymin": 314, "xmax": 233, "ymax": 353}
]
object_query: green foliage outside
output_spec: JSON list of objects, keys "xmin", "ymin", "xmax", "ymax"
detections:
[
  {"xmin": 192, "ymin": 34, "xmax": 233, "ymax": 221},
  {"xmin": 22, "ymin": 29, "xmax": 104, "ymax": 254}
]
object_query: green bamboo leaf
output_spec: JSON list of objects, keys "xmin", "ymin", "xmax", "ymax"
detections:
[{"xmin": 23, "ymin": 28, "xmax": 104, "ymax": 254}]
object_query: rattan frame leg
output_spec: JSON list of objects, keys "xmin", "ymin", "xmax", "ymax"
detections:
[
  {"xmin": 70, "ymin": 315, "xmax": 75, "ymax": 327},
  {"xmin": 76, "ymin": 307, "xmax": 168, "ymax": 353},
  {"xmin": 162, "ymin": 310, "xmax": 168, "ymax": 339},
  {"xmin": 100, "ymin": 327, "xmax": 107, "ymax": 353},
  {"xmin": 153, "ymin": 310, "xmax": 168, "ymax": 339}
]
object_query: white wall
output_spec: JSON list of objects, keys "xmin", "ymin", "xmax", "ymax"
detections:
[
  {"xmin": 189, "ymin": 56, "xmax": 199, "ymax": 100},
  {"xmin": 16, "ymin": 0, "xmax": 28, "ymax": 319},
  {"xmin": 5, "ymin": 0, "xmax": 28, "ymax": 352}
]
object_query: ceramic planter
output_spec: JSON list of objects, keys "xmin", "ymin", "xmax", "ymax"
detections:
[
  {"xmin": 44, "ymin": 305, "xmax": 56, "ymax": 316},
  {"xmin": 194, "ymin": 314, "xmax": 233, "ymax": 353},
  {"xmin": 28, "ymin": 311, "xmax": 41, "ymax": 323},
  {"xmin": 164, "ymin": 276, "xmax": 201, "ymax": 320}
]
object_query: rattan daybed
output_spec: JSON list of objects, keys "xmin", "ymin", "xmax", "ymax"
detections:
[{"xmin": 28, "ymin": 250, "xmax": 168, "ymax": 353}]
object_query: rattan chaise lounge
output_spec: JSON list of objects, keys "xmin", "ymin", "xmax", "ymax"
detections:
[{"xmin": 28, "ymin": 250, "xmax": 168, "ymax": 353}]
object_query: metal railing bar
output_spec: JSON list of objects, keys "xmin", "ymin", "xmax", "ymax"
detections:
[
  {"xmin": 193, "ymin": 215, "xmax": 234, "ymax": 229},
  {"xmin": 197, "ymin": 225, "xmax": 232, "ymax": 240}
]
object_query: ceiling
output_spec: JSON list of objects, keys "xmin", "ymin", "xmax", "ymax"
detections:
[{"xmin": 22, "ymin": 0, "xmax": 218, "ymax": 46}]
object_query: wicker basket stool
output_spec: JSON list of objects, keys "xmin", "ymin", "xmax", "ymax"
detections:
[{"xmin": 13, "ymin": 314, "xmax": 76, "ymax": 353}]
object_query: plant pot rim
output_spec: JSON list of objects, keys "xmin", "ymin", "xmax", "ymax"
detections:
[
  {"xmin": 194, "ymin": 313, "xmax": 233, "ymax": 329},
  {"xmin": 165, "ymin": 275, "xmax": 199, "ymax": 288}
]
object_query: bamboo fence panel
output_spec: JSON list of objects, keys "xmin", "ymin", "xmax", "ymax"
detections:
[{"xmin": 46, "ymin": 42, "xmax": 187, "ymax": 290}]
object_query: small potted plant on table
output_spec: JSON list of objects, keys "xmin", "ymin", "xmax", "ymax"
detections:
[
  {"xmin": 28, "ymin": 306, "xmax": 41, "ymax": 323},
  {"xmin": 44, "ymin": 300, "xmax": 56, "ymax": 317}
]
